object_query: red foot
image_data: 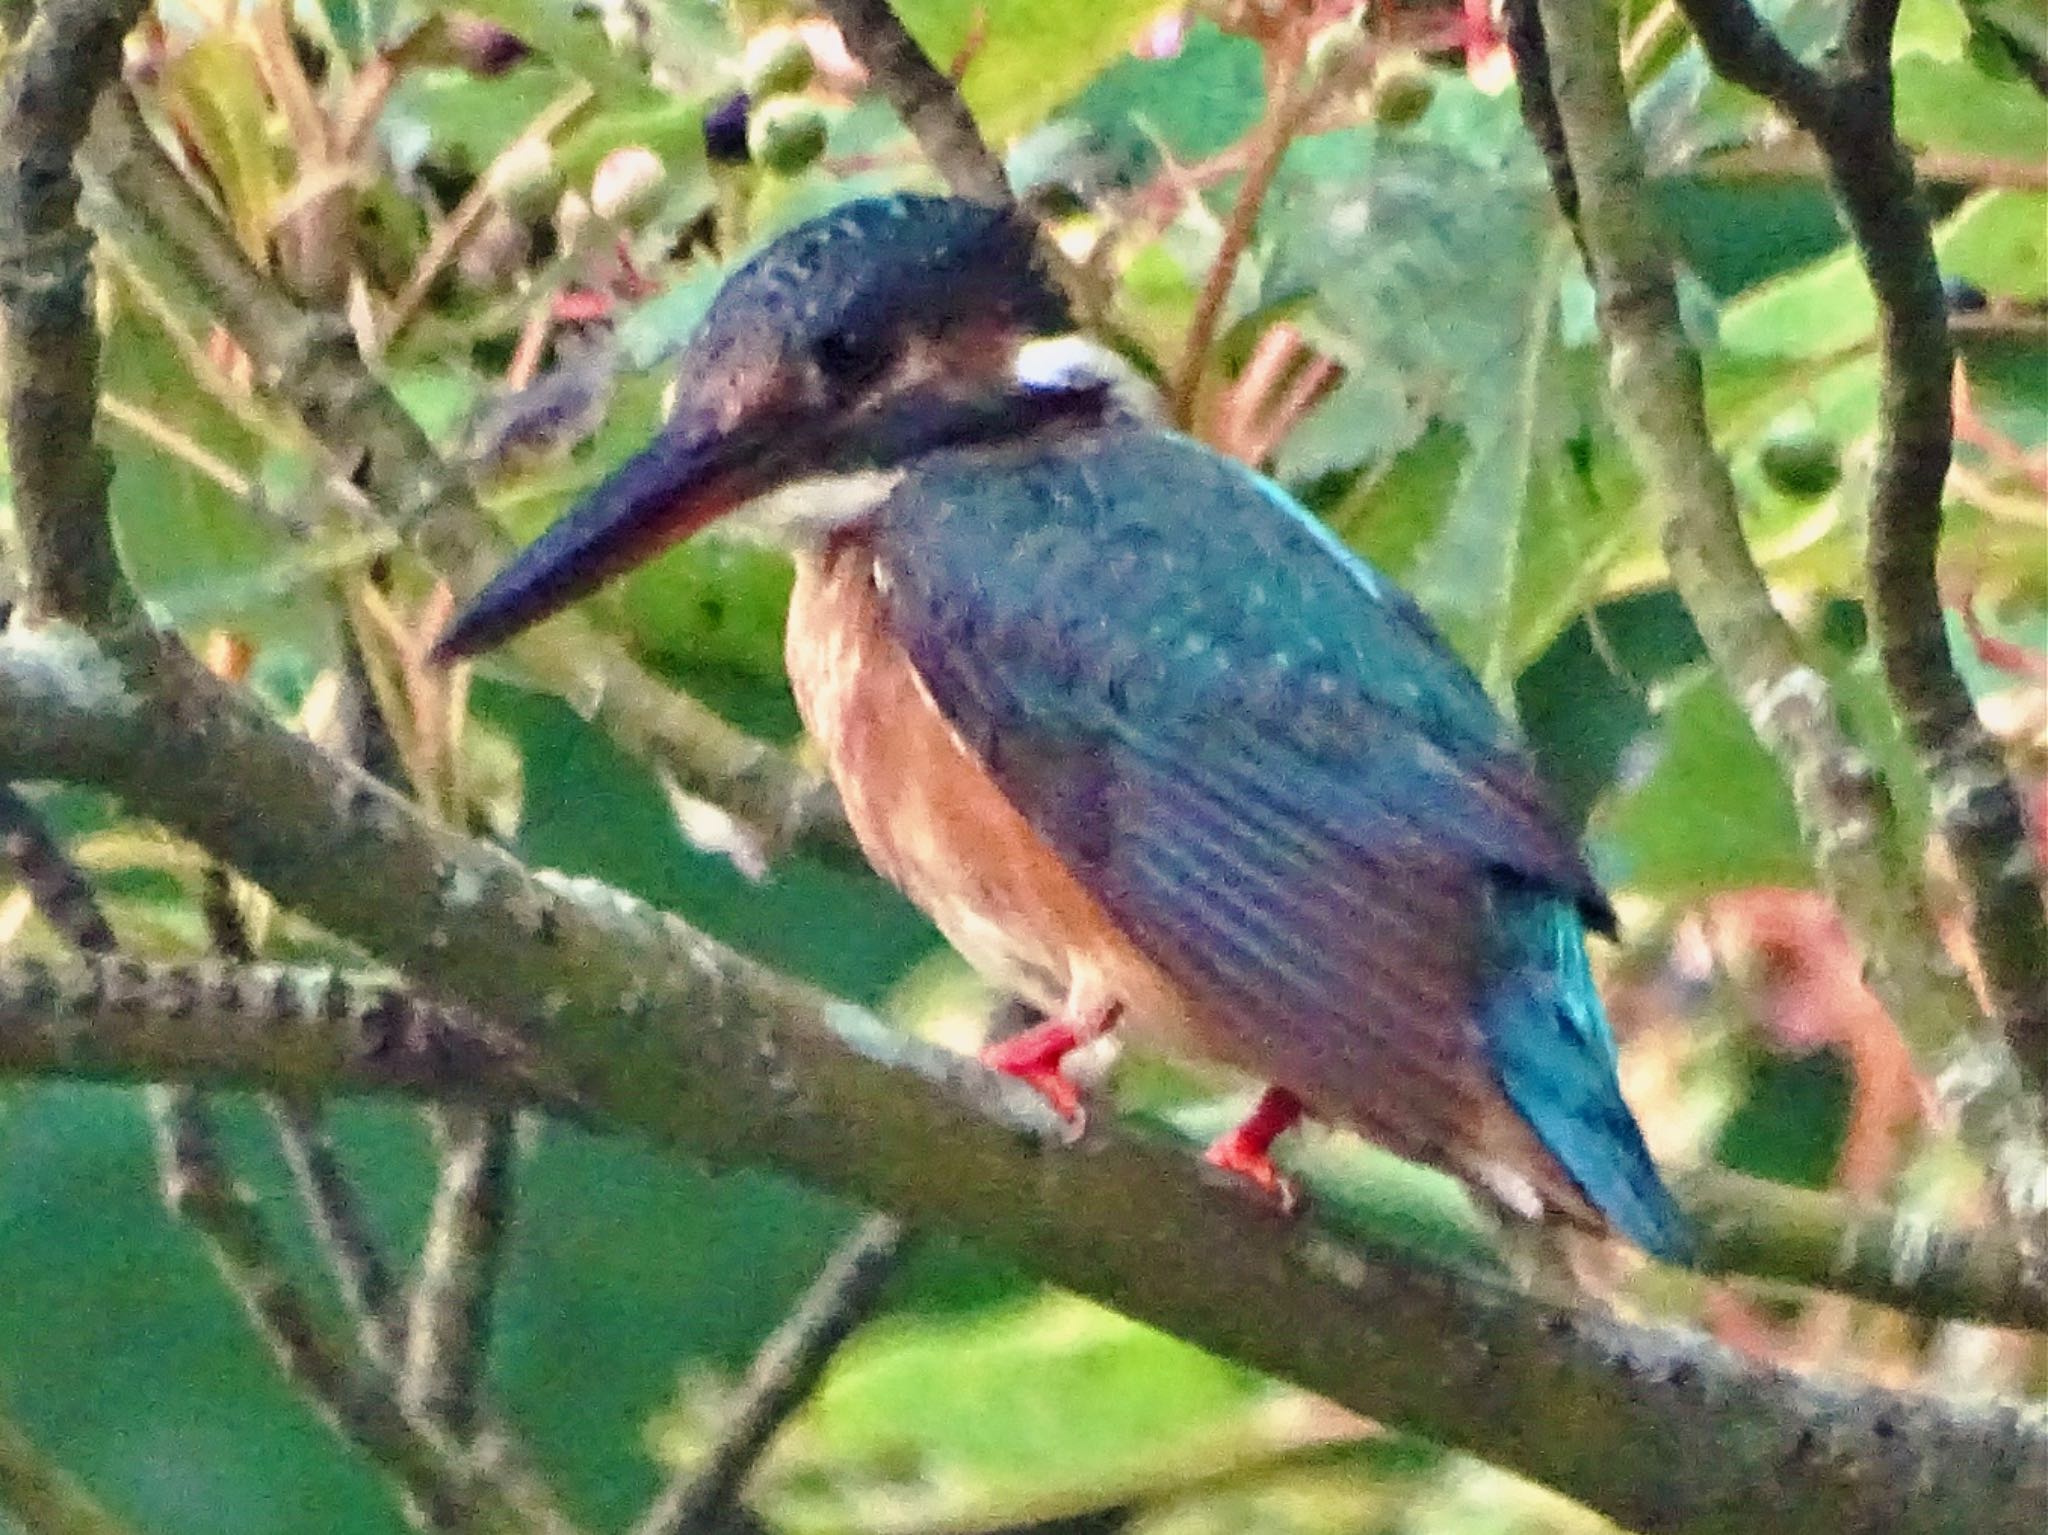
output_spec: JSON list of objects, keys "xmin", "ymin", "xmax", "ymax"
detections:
[
  {"xmin": 1203, "ymin": 1086, "xmax": 1306, "ymax": 1213},
  {"xmin": 980, "ymin": 1019, "xmax": 1086, "ymax": 1123}
]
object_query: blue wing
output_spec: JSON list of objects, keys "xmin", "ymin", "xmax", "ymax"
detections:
[{"xmin": 871, "ymin": 426, "xmax": 1679, "ymax": 1250}]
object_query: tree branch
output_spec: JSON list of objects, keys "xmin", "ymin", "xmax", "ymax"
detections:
[
  {"xmin": 633, "ymin": 1214, "xmax": 904, "ymax": 1535},
  {"xmin": 1827, "ymin": 16, "xmax": 2048, "ymax": 1099},
  {"xmin": 0, "ymin": 0, "xmax": 146, "ymax": 630},
  {"xmin": 1681, "ymin": 1168, "xmax": 2048, "ymax": 1331},
  {"xmin": 1670, "ymin": 0, "xmax": 2048, "ymax": 1129},
  {"xmin": 814, "ymin": 0, "xmax": 1011, "ymax": 206},
  {"xmin": 1659, "ymin": 0, "xmax": 1831, "ymax": 121},
  {"xmin": 2, "ymin": 948, "xmax": 2042, "ymax": 1333},
  {"xmin": 75, "ymin": 92, "xmax": 857, "ymax": 870},
  {"xmin": 1679, "ymin": 0, "xmax": 2048, "ymax": 1089},
  {"xmin": 147, "ymin": 1086, "xmax": 569, "ymax": 1535},
  {"xmin": 270, "ymin": 1094, "xmax": 408, "ymax": 1362},
  {"xmin": 1519, "ymin": 0, "xmax": 2007, "ymax": 1109},
  {"xmin": 0, "ymin": 631, "xmax": 2039, "ymax": 1533},
  {"xmin": 0, "ymin": 949, "xmax": 553, "ymax": 1105}
]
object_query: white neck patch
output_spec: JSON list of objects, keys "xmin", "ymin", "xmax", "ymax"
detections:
[{"xmin": 1012, "ymin": 335, "xmax": 1164, "ymax": 425}]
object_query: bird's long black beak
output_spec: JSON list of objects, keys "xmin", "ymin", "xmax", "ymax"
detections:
[
  {"xmin": 431, "ymin": 423, "xmax": 776, "ymax": 665},
  {"xmin": 431, "ymin": 368, "xmax": 1099, "ymax": 666}
]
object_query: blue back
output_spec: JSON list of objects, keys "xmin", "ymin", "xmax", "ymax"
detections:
[{"xmin": 868, "ymin": 425, "xmax": 1686, "ymax": 1258}]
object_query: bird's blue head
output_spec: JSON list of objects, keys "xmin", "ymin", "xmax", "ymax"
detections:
[{"xmin": 434, "ymin": 194, "xmax": 1151, "ymax": 662}]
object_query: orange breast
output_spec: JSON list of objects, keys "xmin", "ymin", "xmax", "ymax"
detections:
[
  {"xmin": 784, "ymin": 537, "xmax": 1604, "ymax": 1231},
  {"xmin": 786, "ymin": 537, "xmax": 1185, "ymax": 1035}
]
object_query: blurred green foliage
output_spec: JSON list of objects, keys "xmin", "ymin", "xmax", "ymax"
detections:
[{"xmin": 2, "ymin": 0, "xmax": 2043, "ymax": 1531}]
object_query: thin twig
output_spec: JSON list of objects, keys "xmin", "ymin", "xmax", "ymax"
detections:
[
  {"xmin": 0, "ymin": 0, "xmax": 148, "ymax": 630},
  {"xmin": 1701, "ymin": 141, "xmax": 2048, "ymax": 191},
  {"xmin": 0, "ymin": 1400, "xmax": 143, "ymax": 1535},
  {"xmin": 147, "ymin": 1087, "xmax": 549, "ymax": 1534},
  {"xmin": 273, "ymin": 1096, "xmax": 407, "ymax": 1359},
  {"xmin": 402, "ymin": 1108, "xmax": 516, "ymax": 1438},
  {"xmin": 0, "ymin": 788, "xmax": 116, "ymax": 954},
  {"xmin": 1169, "ymin": 34, "xmax": 1317, "ymax": 430},
  {"xmin": 1671, "ymin": 0, "xmax": 2048, "ymax": 1101},
  {"xmin": 382, "ymin": 84, "xmax": 593, "ymax": 349},
  {"xmin": 206, "ymin": 860, "xmax": 406, "ymax": 1366},
  {"xmin": 814, "ymin": 0, "xmax": 1011, "ymax": 205},
  {"xmin": 633, "ymin": 1215, "xmax": 905, "ymax": 1535}
]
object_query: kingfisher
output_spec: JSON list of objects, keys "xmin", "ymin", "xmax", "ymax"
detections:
[{"xmin": 434, "ymin": 194, "xmax": 1689, "ymax": 1261}]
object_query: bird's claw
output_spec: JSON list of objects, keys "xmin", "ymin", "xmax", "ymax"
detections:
[
  {"xmin": 1203, "ymin": 1135, "xmax": 1304, "ymax": 1216},
  {"xmin": 1000, "ymin": 1062, "xmax": 1088, "ymax": 1132},
  {"xmin": 979, "ymin": 1019, "xmax": 1090, "ymax": 1132},
  {"xmin": 1203, "ymin": 1085, "xmax": 1307, "ymax": 1214}
]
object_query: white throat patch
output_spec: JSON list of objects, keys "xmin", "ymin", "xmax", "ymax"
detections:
[{"xmin": 724, "ymin": 468, "xmax": 906, "ymax": 549}]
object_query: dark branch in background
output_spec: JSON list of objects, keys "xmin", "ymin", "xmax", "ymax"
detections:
[
  {"xmin": 815, "ymin": 0, "xmax": 1012, "ymax": 205},
  {"xmin": 75, "ymin": 94, "xmax": 857, "ymax": 871},
  {"xmin": 0, "ymin": 788, "xmax": 116, "ymax": 952},
  {"xmin": 205, "ymin": 861, "xmax": 405, "ymax": 1367},
  {"xmin": 1669, "ymin": 0, "xmax": 2048, "ymax": 1100},
  {"xmin": 0, "ymin": 950, "xmax": 2042, "ymax": 1333},
  {"xmin": 0, "ymin": 794, "xmax": 540, "ymax": 1535},
  {"xmin": 0, "ymin": 952, "xmax": 553, "ymax": 1104},
  {"xmin": 633, "ymin": 1215, "xmax": 906, "ymax": 1535},
  {"xmin": 271, "ymin": 1094, "xmax": 406, "ymax": 1359},
  {"xmin": 1508, "ymin": 0, "xmax": 2012, "ymax": 1108},
  {"xmin": 0, "ymin": 0, "xmax": 145, "ymax": 629}
]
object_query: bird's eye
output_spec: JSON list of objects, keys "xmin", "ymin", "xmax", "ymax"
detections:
[{"xmin": 812, "ymin": 331, "xmax": 889, "ymax": 393}]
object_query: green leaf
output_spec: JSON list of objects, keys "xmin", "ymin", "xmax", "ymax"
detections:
[
  {"xmin": 892, "ymin": 0, "xmax": 1159, "ymax": 142},
  {"xmin": 156, "ymin": 34, "xmax": 289, "ymax": 261},
  {"xmin": 755, "ymin": 1293, "xmax": 1269, "ymax": 1528},
  {"xmin": 1941, "ymin": 190, "xmax": 2048, "ymax": 302},
  {"xmin": 1894, "ymin": 55, "xmax": 2048, "ymax": 161},
  {"xmin": 1594, "ymin": 666, "xmax": 1812, "ymax": 897}
]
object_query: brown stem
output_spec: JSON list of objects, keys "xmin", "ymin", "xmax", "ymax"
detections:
[
  {"xmin": 1169, "ymin": 37, "xmax": 1316, "ymax": 430},
  {"xmin": 815, "ymin": 0, "xmax": 1011, "ymax": 206}
]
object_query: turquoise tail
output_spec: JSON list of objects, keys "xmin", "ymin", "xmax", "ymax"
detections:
[{"xmin": 1477, "ymin": 880, "xmax": 1692, "ymax": 1264}]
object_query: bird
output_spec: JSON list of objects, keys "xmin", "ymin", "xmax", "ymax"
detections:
[{"xmin": 433, "ymin": 193, "xmax": 1690, "ymax": 1262}]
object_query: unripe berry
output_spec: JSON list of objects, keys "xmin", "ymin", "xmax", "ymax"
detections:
[
  {"xmin": 1758, "ymin": 424, "xmax": 1842, "ymax": 499},
  {"xmin": 748, "ymin": 99, "xmax": 828, "ymax": 177}
]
